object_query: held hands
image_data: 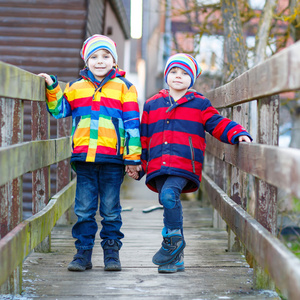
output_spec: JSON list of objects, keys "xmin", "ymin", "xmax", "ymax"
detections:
[
  {"xmin": 238, "ymin": 135, "xmax": 252, "ymax": 143},
  {"xmin": 125, "ymin": 165, "xmax": 142, "ymax": 180},
  {"xmin": 38, "ymin": 73, "xmax": 54, "ymax": 86}
]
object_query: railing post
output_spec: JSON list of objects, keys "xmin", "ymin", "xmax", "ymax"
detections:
[
  {"xmin": 56, "ymin": 117, "xmax": 73, "ymax": 225},
  {"xmin": 253, "ymin": 95, "xmax": 279, "ymax": 289},
  {"xmin": 31, "ymin": 101, "xmax": 51, "ymax": 252},
  {"xmin": 0, "ymin": 98, "xmax": 23, "ymax": 294}
]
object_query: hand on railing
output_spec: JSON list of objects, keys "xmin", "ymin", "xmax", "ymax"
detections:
[
  {"xmin": 238, "ymin": 135, "xmax": 252, "ymax": 143},
  {"xmin": 38, "ymin": 73, "xmax": 54, "ymax": 86}
]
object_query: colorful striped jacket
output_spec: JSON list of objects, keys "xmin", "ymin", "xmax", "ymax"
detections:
[
  {"xmin": 140, "ymin": 89, "xmax": 252, "ymax": 193},
  {"xmin": 45, "ymin": 68, "xmax": 141, "ymax": 165}
]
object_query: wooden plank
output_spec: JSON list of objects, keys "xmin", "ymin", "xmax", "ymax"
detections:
[
  {"xmin": 0, "ymin": 0, "xmax": 86, "ymax": 10},
  {"xmin": 0, "ymin": 7, "xmax": 87, "ymax": 19},
  {"xmin": 0, "ymin": 61, "xmax": 45, "ymax": 101},
  {"xmin": 0, "ymin": 137, "xmax": 71, "ymax": 186},
  {"xmin": 201, "ymin": 172, "xmax": 300, "ymax": 300},
  {"xmin": 31, "ymin": 100, "xmax": 51, "ymax": 252},
  {"xmin": 0, "ymin": 17, "xmax": 85, "ymax": 29},
  {"xmin": 205, "ymin": 135, "xmax": 300, "ymax": 198},
  {"xmin": 21, "ymin": 195, "xmax": 280, "ymax": 299},
  {"xmin": 0, "ymin": 97, "xmax": 23, "ymax": 293},
  {"xmin": 0, "ymin": 179, "xmax": 76, "ymax": 288},
  {"xmin": 206, "ymin": 40, "xmax": 300, "ymax": 108},
  {"xmin": 255, "ymin": 96, "xmax": 279, "ymax": 235}
]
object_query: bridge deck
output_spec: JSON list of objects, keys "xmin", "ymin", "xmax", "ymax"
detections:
[{"xmin": 21, "ymin": 180, "xmax": 280, "ymax": 299}]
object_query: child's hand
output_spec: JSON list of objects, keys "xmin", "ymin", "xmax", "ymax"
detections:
[
  {"xmin": 125, "ymin": 165, "xmax": 142, "ymax": 180},
  {"xmin": 38, "ymin": 73, "xmax": 54, "ymax": 86},
  {"xmin": 238, "ymin": 135, "xmax": 252, "ymax": 143}
]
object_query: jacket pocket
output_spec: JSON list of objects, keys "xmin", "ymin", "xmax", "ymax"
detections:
[
  {"xmin": 71, "ymin": 116, "xmax": 81, "ymax": 150},
  {"xmin": 189, "ymin": 136, "xmax": 196, "ymax": 173},
  {"xmin": 146, "ymin": 138, "xmax": 152, "ymax": 173},
  {"xmin": 111, "ymin": 117, "xmax": 121, "ymax": 155}
]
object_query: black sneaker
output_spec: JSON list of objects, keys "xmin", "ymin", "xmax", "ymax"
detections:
[
  {"xmin": 68, "ymin": 249, "xmax": 93, "ymax": 272},
  {"xmin": 152, "ymin": 228, "xmax": 185, "ymax": 266},
  {"xmin": 158, "ymin": 251, "xmax": 185, "ymax": 273},
  {"xmin": 103, "ymin": 239, "xmax": 121, "ymax": 271}
]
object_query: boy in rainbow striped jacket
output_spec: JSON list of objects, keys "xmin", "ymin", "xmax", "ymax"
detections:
[
  {"xmin": 39, "ymin": 35, "xmax": 141, "ymax": 272},
  {"xmin": 136, "ymin": 53, "xmax": 252, "ymax": 273}
]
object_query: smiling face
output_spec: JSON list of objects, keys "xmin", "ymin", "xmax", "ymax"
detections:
[
  {"xmin": 87, "ymin": 49, "xmax": 116, "ymax": 81},
  {"xmin": 167, "ymin": 67, "xmax": 192, "ymax": 94}
]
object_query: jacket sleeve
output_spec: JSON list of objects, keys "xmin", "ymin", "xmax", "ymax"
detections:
[
  {"xmin": 201, "ymin": 99, "xmax": 252, "ymax": 144},
  {"xmin": 45, "ymin": 76, "xmax": 72, "ymax": 119},
  {"xmin": 122, "ymin": 84, "xmax": 142, "ymax": 165}
]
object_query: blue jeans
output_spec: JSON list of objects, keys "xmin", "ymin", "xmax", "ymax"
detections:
[
  {"xmin": 155, "ymin": 175, "xmax": 188, "ymax": 232},
  {"xmin": 72, "ymin": 162, "xmax": 125, "ymax": 250}
]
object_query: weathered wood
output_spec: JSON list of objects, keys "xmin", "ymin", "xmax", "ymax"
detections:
[
  {"xmin": 205, "ymin": 136, "xmax": 300, "ymax": 198},
  {"xmin": 32, "ymin": 100, "xmax": 51, "ymax": 252},
  {"xmin": 201, "ymin": 172, "xmax": 300, "ymax": 300},
  {"xmin": 206, "ymin": 40, "xmax": 300, "ymax": 108},
  {"xmin": 0, "ymin": 0, "xmax": 86, "ymax": 10},
  {"xmin": 21, "ymin": 195, "xmax": 280, "ymax": 299},
  {"xmin": 0, "ymin": 97, "xmax": 23, "ymax": 293},
  {"xmin": 0, "ymin": 179, "xmax": 76, "ymax": 288},
  {"xmin": 255, "ymin": 95, "xmax": 279, "ymax": 234},
  {"xmin": 0, "ymin": 137, "xmax": 71, "ymax": 186}
]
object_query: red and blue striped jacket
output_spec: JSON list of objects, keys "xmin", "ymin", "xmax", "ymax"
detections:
[{"xmin": 140, "ymin": 89, "xmax": 252, "ymax": 193}]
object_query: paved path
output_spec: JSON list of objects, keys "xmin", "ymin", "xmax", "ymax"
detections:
[{"xmin": 20, "ymin": 178, "xmax": 280, "ymax": 299}]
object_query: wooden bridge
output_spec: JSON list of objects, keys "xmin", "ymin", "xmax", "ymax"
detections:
[{"xmin": 1, "ymin": 41, "xmax": 300, "ymax": 299}]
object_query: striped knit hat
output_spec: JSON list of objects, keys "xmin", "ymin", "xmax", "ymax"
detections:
[
  {"xmin": 80, "ymin": 34, "xmax": 118, "ymax": 64},
  {"xmin": 164, "ymin": 53, "xmax": 202, "ymax": 88}
]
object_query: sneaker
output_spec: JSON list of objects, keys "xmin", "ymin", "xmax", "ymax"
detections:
[
  {"xmin": 152, "ymin": 228, "xmax": 185, "ymax": 266},
  {"xmin": 103, "ymin": 239, "xmax": 121, "ymax": 271},
  {"xmin": 158, "ymin": 251, "xmax": 185, "ymax": 273},
  {"xmin": 68, "ymin": 249, "xmax": 93, "ymax": 272}
]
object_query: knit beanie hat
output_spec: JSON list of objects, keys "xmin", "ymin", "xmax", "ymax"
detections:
[
  {"xmin": 164, "ymin": 53, "xmax": 202, "ymax": 88},
  {"xmin": 80, "ymin": 34, "xmax": 118, "ymax": 64}
]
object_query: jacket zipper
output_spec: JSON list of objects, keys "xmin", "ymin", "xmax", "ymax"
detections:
[{"xmin": 189, "ymin": 136, "xmax": 196, "ymax": 173}]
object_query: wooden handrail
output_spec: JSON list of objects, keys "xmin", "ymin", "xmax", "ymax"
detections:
[
  {"xmin": 0, "ymin": 179, "xmax": 76, "ymax": 287},
  {"xmin": 206, "ymin": 40, "xmax": 300, "ymax": 108},
  {"xmin": 205, "ymin": 135, "xmax": 300, "ymax": 199},
  {"xmin": 201, "ymin": 173, "xmax": 300, "ymax": 300},
  {"xmin": 0, "ymin": 137, "xmax": 72, "ymax": 186}
]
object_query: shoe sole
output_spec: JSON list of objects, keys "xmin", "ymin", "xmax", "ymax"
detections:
[
  {"xmin": 104, "ymin": 266, "xmax": 122, "ymax": 271},
  {"xmin": 68, "ymin": 263, "xmax": 93, "ymax": 272},
  {"xmin": 158, "ymin": 266, "xmax": 185, "ymax": 273}
]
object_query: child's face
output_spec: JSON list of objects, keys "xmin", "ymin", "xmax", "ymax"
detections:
[
  {"xmin": 167, "ymin": 67, "xmax": 192, "ymax": 92},
  {"xmin": 87, "ymin": 49, "xmax": 116, "ymax": 81}
]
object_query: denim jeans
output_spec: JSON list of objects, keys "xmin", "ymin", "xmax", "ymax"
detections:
[
  {"xmin": 155, "ymin": 175, "xmax": 188, "ymax": 232},
  {"xmin": 72, "ymin": 162, "xmax": 125, "ymax": 250}
]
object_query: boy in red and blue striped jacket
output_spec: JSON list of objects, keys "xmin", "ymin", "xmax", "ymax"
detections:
[
  {"xmin": 39, "ymin": 35, "xmax": 141, "ymax": 272},
  {"xmin": 137, "ymin": 53, "xmax": 252, "ymax": 273}
]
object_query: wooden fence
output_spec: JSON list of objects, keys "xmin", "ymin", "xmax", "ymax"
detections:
[
  {"xmin": 0, "ymin": 61, "xmax": 74, "ymax": 294},
  {"xmin": 201, "ymin": 40, "xmax": 300, "ymax": 300}
]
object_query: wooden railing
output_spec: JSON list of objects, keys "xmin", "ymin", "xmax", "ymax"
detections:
[
  {"xmin": 0, "ymin": 61, "xmax": 75, "ymax": 294},
  {"xmin": 201, "ymin": 41, "xmax": 300, "ymax": 300},
  {"xmin": 1, "ymin": 41, "xmax": 300, "ymax": 298}
]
